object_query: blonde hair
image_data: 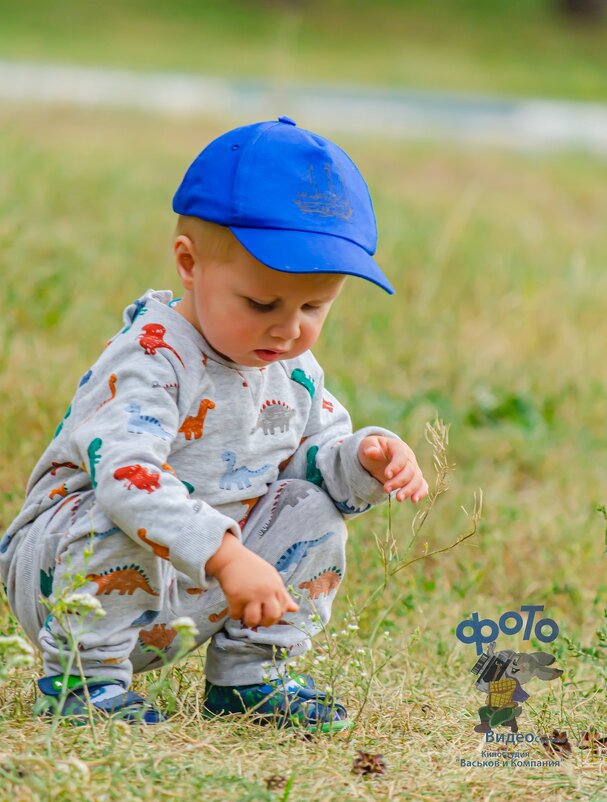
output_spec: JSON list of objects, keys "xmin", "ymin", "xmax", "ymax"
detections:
[{"xmin": 174, "ymin": 216, "xmax": 240, "ymax": 262}]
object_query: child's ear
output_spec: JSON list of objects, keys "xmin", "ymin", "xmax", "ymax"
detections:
[{"xmin": 174, "ymin": 235, "xmax": 196, "ymax": 289}]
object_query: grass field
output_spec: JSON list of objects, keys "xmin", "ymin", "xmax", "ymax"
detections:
[
  {"xmin": 1, "ymin": 0, "xmax": 607, "ymax": 100},
  {"xmin": 0, "ymin": 104, "xmax": 606, "ymax": 800}
]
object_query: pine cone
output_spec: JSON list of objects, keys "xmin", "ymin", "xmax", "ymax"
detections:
[
  {"xmin": 578, "ymin": 730, "xmax": 607, "ymax": 754},
  {"xmin": 540, "ymin": 729, "xmax": 572, "ymax": 757},
  {"xmin": 352, "ymin": 750, "xmax": 387, "ymax": 776},
  {"xmin": 265, "ymin": 775, "xmax": 288, "ymax": 790}
]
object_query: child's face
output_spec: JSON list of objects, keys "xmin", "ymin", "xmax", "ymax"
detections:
[{"xmin": 174, "ymin": 233, "xmax": 346, "ymax": 366}]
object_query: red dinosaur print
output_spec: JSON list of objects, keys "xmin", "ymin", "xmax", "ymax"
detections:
[
  {"xmin": 322, "ymin": 398, "xmax": 334, "ymax": 412},
  {"xmin": 139, "ymin": 623, "xmax": 177, "ymax": 651},
  {"xmin": 137, "ymin": 527, "xmax": 170, "ymax": 560},
  {"xmin": 178, "ymin": 398, "xmax": 215, "ymax": 440},
  {"xmin": 238, "ymin": 497, "xmax": 261, "ymax": 529},
  {"xmin": 87, "ymin": 564, "xmax": 159, "ymax": 596},
  {"xmin": 49, "ymin": 483, "xmax": 68, "ymax": 500},
  {"xmin": 114, "ymin": 464, "xmax": 160, "ymax": 493},
  {"xmin": 138, "ymin": 323, "xmax": 185, "ymax": 367},
  {"xmin": 50, "ymin": 461, "xmax": 79, "ymax": 476},
  {"xmin": 298, "ymin": 568, "xmax": 342, "ymax": 600}
]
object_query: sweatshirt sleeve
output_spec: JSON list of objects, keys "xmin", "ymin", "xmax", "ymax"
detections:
[
  {"xmin": 279, "ymin": 359, "xmax": 400, "ymax": 519},
  {"xmin": 69, "ymin": 345, "xmax": 239, "ymax": 590}
]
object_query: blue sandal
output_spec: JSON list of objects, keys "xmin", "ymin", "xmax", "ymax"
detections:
[
  {"xmin": 203, "ymin": 673, "xmax": 352, "ymax": 733},
  {"xmin": 37, "ymin": 675, "xmax": 166, "ymax": 724}
]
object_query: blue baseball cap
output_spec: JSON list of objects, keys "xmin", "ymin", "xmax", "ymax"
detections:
[{"xmin": 172, "ymin": 116, "xmax": 394, "ymax": 294}]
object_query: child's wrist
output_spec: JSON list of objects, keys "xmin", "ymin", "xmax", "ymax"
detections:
[{"xmin": 205, "ymin": 531, "xmax": 242, "ymax": 578}]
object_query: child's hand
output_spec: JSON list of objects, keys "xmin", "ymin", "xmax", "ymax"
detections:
[
  {"xmin": 207, "ymin": 534, "xmax": 299, "ymax": 628},
  {"xmin": 358, "ymin": 435, "xmax": 429, "ymax": 503}
]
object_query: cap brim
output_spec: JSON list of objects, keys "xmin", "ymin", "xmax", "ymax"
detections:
[{"xmin": 229, "ymin": 227, "xmax": 395, "ymax": 295}]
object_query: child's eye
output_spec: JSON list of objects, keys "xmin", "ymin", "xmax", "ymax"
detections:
[{"xmin": 247, "ymin": 299, "xmax": 276, "ymax": 312}]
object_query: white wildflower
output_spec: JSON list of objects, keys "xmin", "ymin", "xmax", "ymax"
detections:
[
  {"xmin": 170, "ymin": 616, "xmax": 199, "ymax": 638},
  {"xmin": 347, "ymin": 624, "xmax": 359, "ymax": 631},
  {"xmin": 63, "ymin": 592, "xmax": 106, "ymax": 617}
]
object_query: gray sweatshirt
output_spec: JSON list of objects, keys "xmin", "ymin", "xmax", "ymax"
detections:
[{"xmin": 2, "ymin": 290, "xmax": 397, "ymax": 589}]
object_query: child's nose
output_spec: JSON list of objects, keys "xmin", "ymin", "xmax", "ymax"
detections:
[{"xmin": 268, "ymin": 314, "xmax": 300, "ymax": 342}]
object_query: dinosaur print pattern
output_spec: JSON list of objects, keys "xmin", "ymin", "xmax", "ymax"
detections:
[
  {"xmin": 87, "ymin": 564, "xmax": 159, "ymax": 596},
  {"xmin": 87, "ymin": 437, "xmax": 103, "ymax": 489},
  {"xmin": 333, "ymin": 499, "xmax": 372, "ymax": 515},
  {"xmin": 126, "ymin": 404, "xmax": 173, "ymax": 440},
  {"xmin": 139, "ymin": 623, "xmax": 177, "ymax": 651},
  {"xmin": 274, "ymin": 531, "xmax": 334, "ymax": 573},
  {"xmin": 121, "ymin": 298, "xmax": 147, "ymax": 333},
  {"xmin": 130, "ymin": 610, "xmax": 160, "ymax": 627},
  {"xmin": 256, "ymin": 481, "xmax": 314, "ymax": 538},
  {"xmin": 208, "ymin": 607, "xmax": 229, "ymax": 623},
  {"xmin": 138, "ymin": 323, "xmax": 185, "ymax": 367},
  {"xmin": 53, "ymin": 404, "xmax": 72, "ymax": 438},
  {"xmin": 298, "ymin": 567, "xmax": 342, "ymax": 600},
  {"xmin": 238, "ymin": 496, "xmax": 260, "ymax": 529},
  {"xmin": 114, "ymin": 464, "xmax": 161, "ymax": 493},
  {"xmin": 93, "ymin": 526, "xmax": 120, "ymax": 541},
  {"xmin": 290, "ymin": 368, "xmax": 315, "ymax": 398},
  {"xmin": 79, "ymin": 369, "xmax": 93, "ymax": 387},
  {"xmin": 137, "ymin": 527, "xmax": 169, "ymax": 560},
  {"xmin": 322, "ymin": 398, "xmax": 334, "ymax": 412},
  {"xmin": 95, "ymin": 373, "xmax": 118, "ymax": 413},
  {"xmin": 49, "ymin": 483, "xmax": 68, "ymax": 500},
  {"xmin": 50, "ymin": 461, "xmax": 79, "ymax": 476},
  {"xmin": 219, "ymin": 451, "xmax": 274, "ymax": 490},
  {"xmin": 178, "ymin": 399, "xmax": 215, "ymax": 440},
  {"xmin": 40, "ymin": 566, "xmax": 55, "ymax": 598},
  {"xmin": 251, "ymin": 400, "xmax": 296, "ymax": 435},
  {"xmin": 305, "ymin": 446, "xmax": 324, "ymax": 487}
]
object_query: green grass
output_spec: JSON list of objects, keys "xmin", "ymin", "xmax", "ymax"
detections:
[
  {"xmin": 0, "ymin": 0, "xmax": 607, "ymax": 100},
  {"xmin": 0, "ymin": 104, "xmax": 606, "ymax": 800}
]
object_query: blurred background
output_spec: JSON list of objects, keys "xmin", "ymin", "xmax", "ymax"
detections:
[{"xmin": 0, "ymin": 4, "xmax": 606, "ymax": 793}]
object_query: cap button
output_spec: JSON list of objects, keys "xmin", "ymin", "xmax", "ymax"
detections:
[{"xmin": 278, "ymin": 115, "xmax": 296, "ymax": 126}]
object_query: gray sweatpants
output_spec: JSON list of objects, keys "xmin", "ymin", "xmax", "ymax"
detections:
[{"xmin": 3, "ymin": 479, "xmax": 347, "ymax": 688}]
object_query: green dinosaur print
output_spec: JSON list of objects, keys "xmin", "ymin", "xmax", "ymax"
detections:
[
  {"xmin": 182, "ymin": 480, "xmax": 195, "ymax": 495},
  {"xmin": 40, "ymin": 566, "xmax": 55, "ymax": 598},
  {"xmin": 290, "ymin": 368, "xmax": 315, "ymax": 398},
  {"xmin": 306, "ymin": 446, "xmax": 323, "ymax": 487},
  {"xmin": 87, "ymin": 438, "xmax": 103, "ymax": 489},
  {"xmin": 53, "ymin": 404, "xmax": 72, "ymax": 438}
]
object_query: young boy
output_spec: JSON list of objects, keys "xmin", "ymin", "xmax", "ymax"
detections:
[{"xmin": 0, "ymin": 117, "xmax": 428, "ymax": 731}]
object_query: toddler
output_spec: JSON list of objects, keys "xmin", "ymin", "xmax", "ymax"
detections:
[{"xmin": 0, "ymin": 116, "xmax": 428, "ymax": 731}]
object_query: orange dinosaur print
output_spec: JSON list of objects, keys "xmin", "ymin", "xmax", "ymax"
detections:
[
  {"xmin": 161, "ymin": 462, "xmax": 176, "ymax": 474},
  {"xmin": 137, "ymin": 527, "xmax": 170, "ymax": 560},
  {"xmin": 186, "ymin": 587, "xmax": 206, "ymax": 596},
  {"xmin": 49, "ymin": 483, "xmax": 68, "ymax": 500},
  {"xmin": 322, "ymin": 398, "xmax": 334, "ymax": 412},
  {"xmin": 178, "ymin": 399, "xmax": 216, "ymax": 440},
  {"xmin": 138, "ymin": 323, "xmax": 185, "ymax": 367},
  {"xmin": 114, "ymin": 464, "xmax": 161, "ymax": 493},
  {"xmin": 238, "ymin": 497, "xmax": 260, "ymax": 529},
  {"xmin": 202, "ymin": 352, "xmax": 208, "ymax": 367},
  {"xmin": 87, "ymin": 564, "xmax": 159, "ymax": 596},
  {"xmin": 50, "ymin": 461, "xmax": 79, "ymax": 476},
  {"xmin": 95, "ymin": 373, "xmax": 118, "ymax": 412},
  {"xmin": 100, "ymin": 656, "xmax": 128, "ymax": 665},
  {"xmin": 209, "ymin": 607, "xmax": 229, "ymax": 623},
  {"xmin": 139, "ymin": 623, "xmax": 177, "ymax": 651},
  {"xmin": 298, "ymin": 568, "xmax": 342, "ymax": 600}
]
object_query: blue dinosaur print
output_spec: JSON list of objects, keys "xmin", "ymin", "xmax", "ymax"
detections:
[
  {"xmin": 54, "ymin": 404, "xmax": 72, "ymax": 438},
  {"xmin": 0, "ymin": 531, "xmax": 13, "ymax": 554},
  {"xmin": 130, "ymin": 610, "xmax": 160, "ymax": 627},
  {"xmin": 87, "ymin": 437, "xmax": 103, "ymax": 489},
  {"xmin": 290, "ymin": 368, "xmax": 316, "ymax": 398},
  {"xmin": 93, "ymin": 526, "xmax": 120, "ymax": 541},
  {"xmin": 79, "ymin": 369, "xmax": 93, "ymax": 387},
  {"xmin": 219, "ymin": 451, "xmax": 274, "ymax": 490},
  {"xmin": 274, "ymin": 531, "xmax": 334, "ymax": 572},
  {"xmin": 126, "ymin": 404, "xmax": 173, "ymax": 440},
  {"xmin": 334, "ymin": 499, "xmax": 372, "ymax": 515}
]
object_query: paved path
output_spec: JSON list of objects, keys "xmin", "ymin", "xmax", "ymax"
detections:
[{"xmin": 1, "ymin": 60, "xmax": 606, "ymax": 154}]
